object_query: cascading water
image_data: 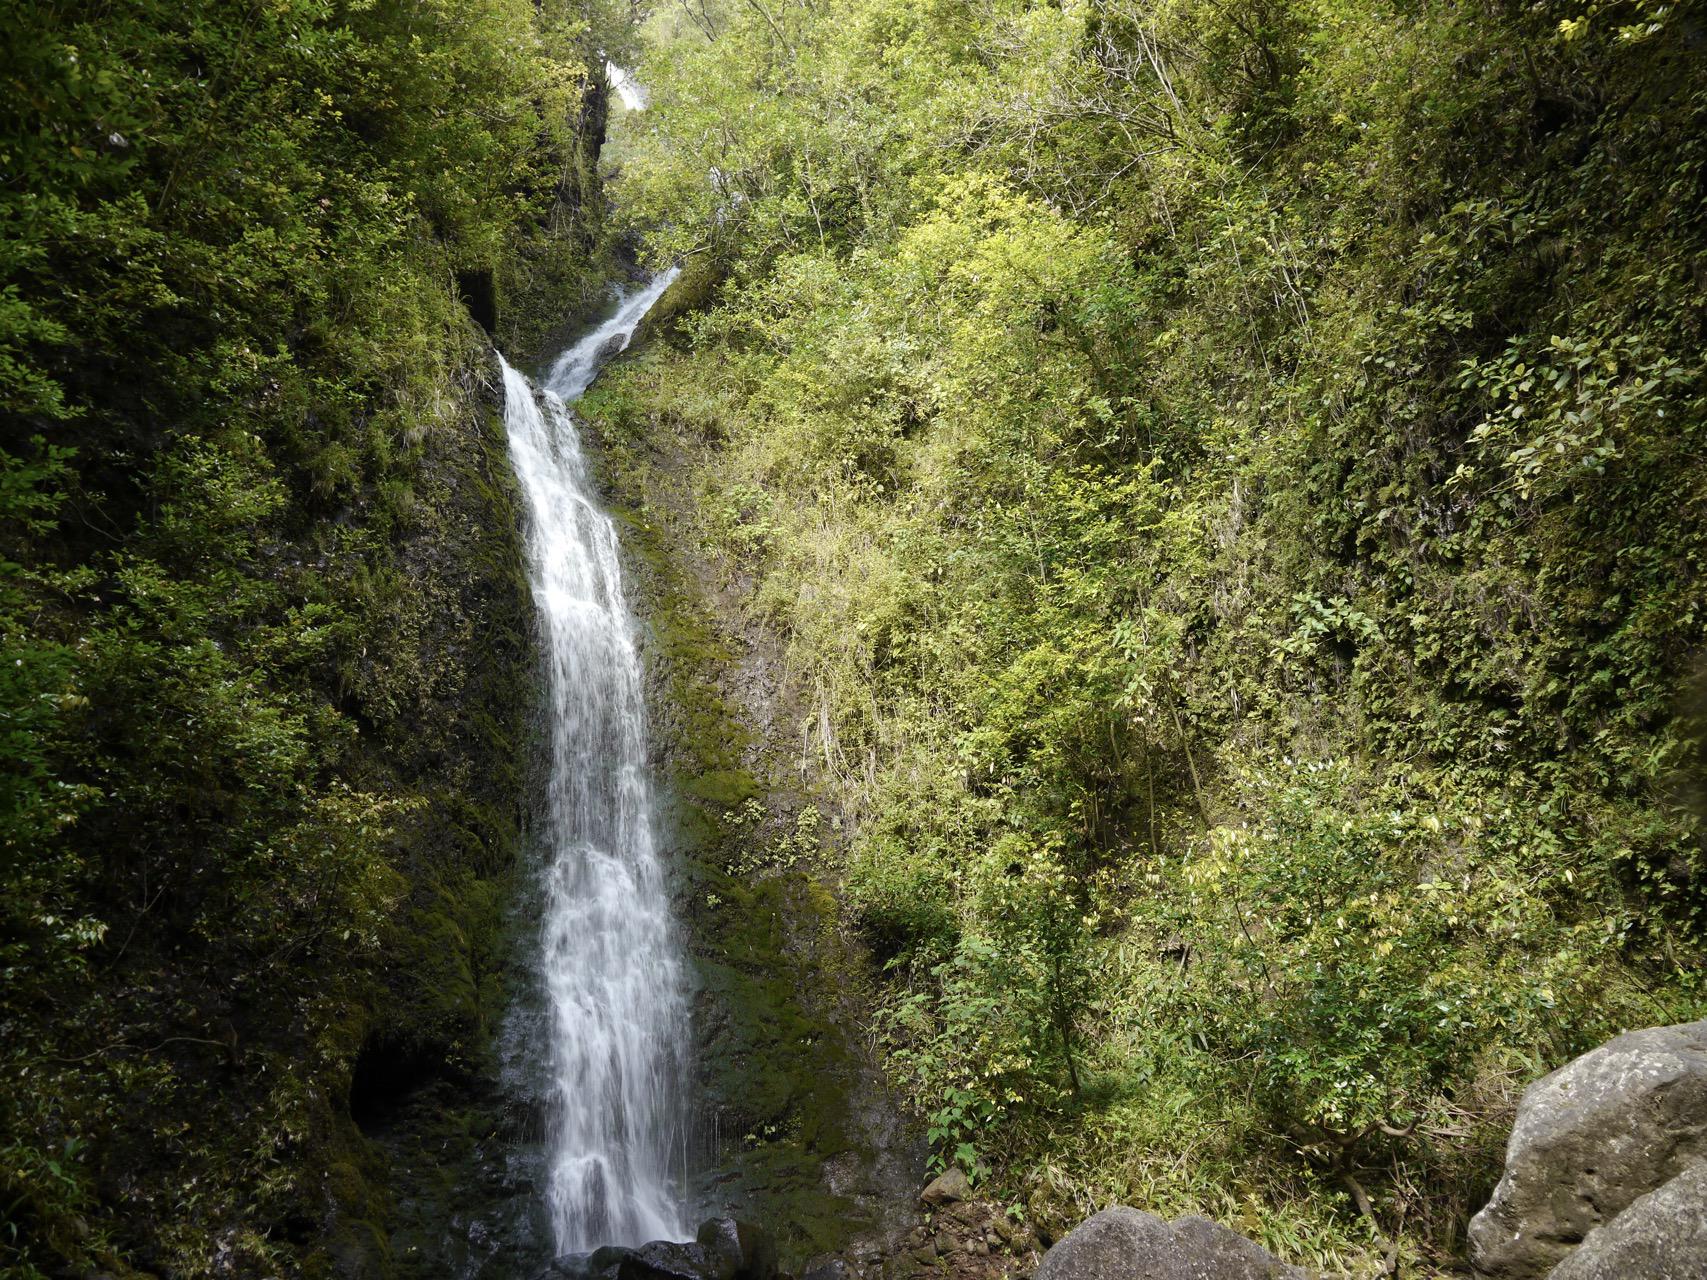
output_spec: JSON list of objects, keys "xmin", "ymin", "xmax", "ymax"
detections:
[
  {"xmin": 605, "ymin": 62, "xmax": 648, "ymax": 113},
  {"xmin": 544, "ymin": 271, "xmax": 679, "ymax": 401},
  {"xmin": 499, "ymin": 266, "xmax": 688, "ymax": 1255}
]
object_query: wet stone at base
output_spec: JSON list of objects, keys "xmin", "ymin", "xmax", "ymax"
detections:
[{"xmin": 541, "ymin": 1219, "xmax": 779, "ymax": 1280}]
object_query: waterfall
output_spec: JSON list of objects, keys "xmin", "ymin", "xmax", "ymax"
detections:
[
  {"xmin": 606, "ymin": 62, "xmax": 648, "ymax": 113},
  {"xmin": 498, "ymin": 267, "xmax": 688, "ymax": 1255},
  {"xmin": 544, "ymin": 271, "xmax": 680, "ymax": 401}
]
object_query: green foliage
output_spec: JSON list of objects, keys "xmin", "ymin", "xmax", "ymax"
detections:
[
  {"xmin": 1182, "ymin": 761, "xmax": 1571, "ymax": 1137},
  {"xmin": 584, "ymin": 0, "xmax": 1707, "ymax": 1267},
  {"xmin": 0, "ymin": 0, "xmax": 610, "ymax": 1270}
]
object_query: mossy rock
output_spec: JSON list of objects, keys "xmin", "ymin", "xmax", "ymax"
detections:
[{"xmin": 635, "ymin": 255, "xmax": 725, "ymax": 345}]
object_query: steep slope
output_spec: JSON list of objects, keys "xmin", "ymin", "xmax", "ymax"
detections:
[{"xmin": 583, "ymin": 0, "xmax": 1707, "ymax": 1271}]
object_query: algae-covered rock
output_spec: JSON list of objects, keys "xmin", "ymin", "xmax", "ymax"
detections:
[
  {"xmin": 579, "ymin": 380, "xmax": 926, "ymax": 1266},
  {"xmin": 634, "ymin": 256, "xmax": 725, "ymax": 345},
  {"xmin": 698, "ymin": 1215, "xmax": 780, "ymax": 1280}
]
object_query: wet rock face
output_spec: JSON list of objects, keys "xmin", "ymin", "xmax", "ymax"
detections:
[
  {"xmin": 455, "ymin": 267, "xmax": 497, "ymax": 334},
  {"xmin": 591, "ymin": 360, "xmax": 929, "ymax": 1267},
  {"xmin": 1030, "ymin": 1206, "xmax": 1305, "ymax": 1280},
  {"xmin": 1469, "ymin": 1018, "xmax": 1707, "ymax": 1280},
  {"xmin": 800, "ymin": 1258, "xmax": 855, "ymax": 1280},
  {"xmin": 699, "ymin": 1216, "xmax": 782, "ymax": 1280},
  {"xmin": 541, "ymin": 1218, "xmax": 779, "ymax": 1280}
]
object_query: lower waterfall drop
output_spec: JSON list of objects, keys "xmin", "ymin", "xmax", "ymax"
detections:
[{"xmin": 498, "ymin": 268, "xmax": 689, "ymax": 1254}]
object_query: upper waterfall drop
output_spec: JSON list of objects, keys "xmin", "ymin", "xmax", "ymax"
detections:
[
  {"xmin": 606, "ymin": 62, "xmax": 649, "ymax": 113},
  {"xmin": 545, "ymin": 268, "xmax": 680, "ymax": 401},
  {"xmin": 497, "ymin": 270, "xmax": 689, "ymax": 1255}
]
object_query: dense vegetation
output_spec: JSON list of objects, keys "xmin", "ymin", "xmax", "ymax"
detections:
[
  {"xmin": 7, "ymin": 0, "xmax": 1707, "ymax": 1272},
  {"xmin": 585, "ymin": 0, "xmax": 1707, "ymax": 1269},
  {"xmin": 0, "ymin": 0, "xmax": 623, "ymax": 1272}
]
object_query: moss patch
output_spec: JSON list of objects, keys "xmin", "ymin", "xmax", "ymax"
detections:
[{"xmin": 581, "ymin": 358, "xmax": 926, "ymax": 1268}]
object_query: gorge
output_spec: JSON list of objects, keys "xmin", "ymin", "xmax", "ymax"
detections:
[{"xmin": 4, "ymin": 0, "xmax": 1707, "ymax": 1277}]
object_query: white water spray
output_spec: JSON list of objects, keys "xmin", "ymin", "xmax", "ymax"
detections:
[
  {"xmin": 544, "ymin": 270, "xmax": 679, "ymax": 401},
  {"xmin": 499, "ymin": 268, "xmax": 688, "ymax": 1253},
  {"xmin": 606, "ymin": 62, "xmax": 648, "ymax": 113}
]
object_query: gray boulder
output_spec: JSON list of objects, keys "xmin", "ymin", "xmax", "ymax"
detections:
[
  {"xmin": 1171, "ymin": 1215, "xmax": 1308, "ymax": 1279},
  {"xmin": 1035, "ymin": 1207, "xmax": 1305, "ymax": 1280},
  {"xmin": 1469, "ymin": 1018, "xmax": 1707, "ymax": 1280},
  {"xmin": 921, "ymin": 1168, "xmax": 972, "ymax": 1207},
  {"xmin": 1035, "ymin": 1208, "xmax": 1189, "ymax": 1280},
  {"xmin": 542, "ymin": 1244, "xmax": 633, "ymax": 1280},
  {"xmin": 1548, "ymin": 1160, "xmax": 1707, "ymax": 1280},
  {"xmin": 541, "ymin": 1220, "xmax": 776, "ymax": 1280},
  {"xmin": 621, "ymin": 1241, "xmax": 726, "ymax": 1280}
]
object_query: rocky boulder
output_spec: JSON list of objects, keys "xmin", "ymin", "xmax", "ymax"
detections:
[
  {"xmin": 619, "ymin": 1240, "xmax": 715, "ymax": 1280},
  {"xmin": 921, "ymin": 1168, "xmax": 973, "ymax": 1207},
  {"xmin": 540, "ymin": 1218, "xmax": 777, "ymax": 1280},
  {"xmin": 1548, "ymin": 1160, "xmax": 1707, "ymax": 1280},
  {"xmin": 1469, "ymin": 1018, "xmax": 1707, "ymax": 1280},
  {"xmin": 1172, "ymin": 1215, "xmax": 1308, "ymax": 1280},
  {"xmin": 1035, "ymin": 1208, "xmax": 1186, "ymax": 1280},
  {"xmin": 696, "ymin": 1217, "xmax": 779, "ymax": 1280},
  {"xmin": 1034, "ymin": 1206, "xmax": 1306, "ymax": 1280}
]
